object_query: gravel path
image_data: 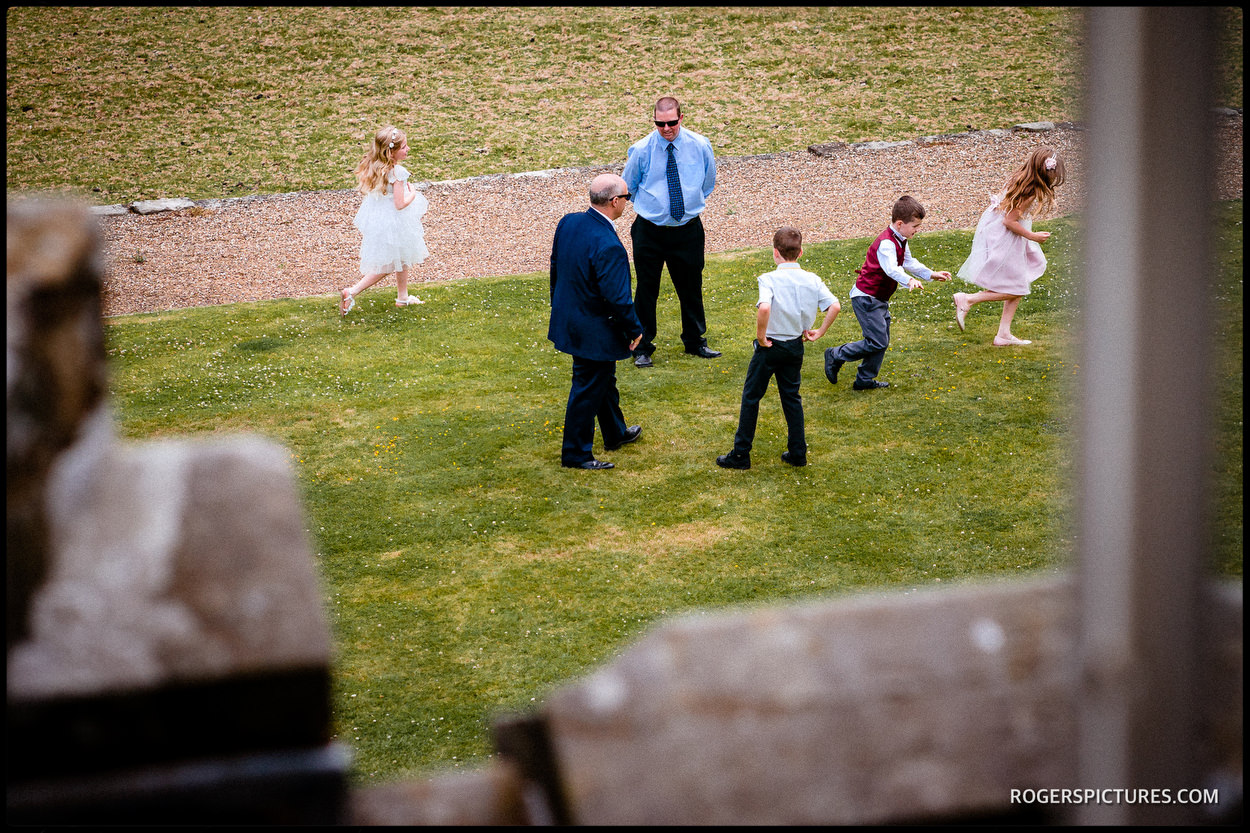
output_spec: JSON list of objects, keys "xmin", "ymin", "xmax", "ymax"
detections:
[{"xmin": 96, "ymin": 118, "xmax": 1242, "ymax": 317}]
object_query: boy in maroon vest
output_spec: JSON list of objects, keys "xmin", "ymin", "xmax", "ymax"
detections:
[{"xmin": 824, "ymin": 195, "xmax": 951, "ymax": 390}]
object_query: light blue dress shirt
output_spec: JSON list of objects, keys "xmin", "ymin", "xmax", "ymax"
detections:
[
  {"xmin": 622, "ymin": 127, "xmax": 717, "ymax": 227},
  {"xmin": 756, "ymin": 262, "xmax": 838, "ymax": 340}
]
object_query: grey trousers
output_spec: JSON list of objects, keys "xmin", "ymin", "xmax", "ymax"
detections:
[{"xmin": 830, "ymin": 295, "xmax": 891, "ymax": 383}]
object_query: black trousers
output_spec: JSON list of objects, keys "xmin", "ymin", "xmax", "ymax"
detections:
[
  {"xmin": 630, "ymin": 215, "xmax": 709, "ymax": 356},
  {"xmin": 731, "ymin": 337, "xmax": 806, "ymax": 458},
  {"xmin": 561, "ymin": 356, "xmax": 629, "ymax": 466}
]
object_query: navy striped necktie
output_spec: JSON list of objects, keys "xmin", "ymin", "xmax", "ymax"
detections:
[{"xmin": 666, "ymin": 143, "xmax": 685, "ymax": 222}]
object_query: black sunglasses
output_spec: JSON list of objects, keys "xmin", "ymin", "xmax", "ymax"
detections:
[
  {"xmin": 612, "ymin": 193, "xmax": 631, "ymax": 202},
  {"xmin": 654, "ymin": 119, "xmax": 680, "ymax": 128}
]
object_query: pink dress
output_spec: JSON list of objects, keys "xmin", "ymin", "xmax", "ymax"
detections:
[{"xmin": 957, "ymin": 193, "xmax": 1046, "ymax": 296}]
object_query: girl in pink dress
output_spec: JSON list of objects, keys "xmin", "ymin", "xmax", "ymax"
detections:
[{"xmin": 953, "ymin": 146, "xmax": 1066, "ymax": 345}]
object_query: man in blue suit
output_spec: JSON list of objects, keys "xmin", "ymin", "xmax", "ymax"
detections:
[{"xmin": 549, "ymin": 173, "xmax": 645, "ymax": 470}]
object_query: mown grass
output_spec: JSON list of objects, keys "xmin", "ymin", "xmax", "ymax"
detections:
[
  {"xmin": 6, "ymin": 6, "xmax": 1104, "ymax": 203},
  {"xmin": 103, "ymin": 205, "xmax": 1243, "ymax": 782}
]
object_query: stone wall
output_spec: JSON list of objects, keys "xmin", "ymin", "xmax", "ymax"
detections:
[{"xmin": 353, "ymin": 577, "xmax": 1241, "ymax": 825}]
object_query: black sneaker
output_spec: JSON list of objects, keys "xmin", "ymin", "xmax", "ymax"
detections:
[
  {"xmin": 824, "ymin": 348, "xmax": 844, "ymax": 384},
  {"xmin": 781, "ymin": 451, "xmax": 807, "ymax": 467},
  {"xmin": 852, "ymin": 379, "xmax": 890, "ymax": 391},
  {"xmin": 716, "ymin": 453, "xmax": 750, "ymax": 470}
]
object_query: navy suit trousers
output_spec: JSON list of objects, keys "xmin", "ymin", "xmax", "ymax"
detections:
[
  {"xmin": 562, "ymin": 356, "xmax": 629, "ymax": 465},
  {"xmin": 731, "ymin": 337, "xmax": 806, "ymax": 458}
]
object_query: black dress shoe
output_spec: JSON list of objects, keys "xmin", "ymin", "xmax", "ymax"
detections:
[
  {"xmin": 781, "ymin": 451, "xmax": 807, "ymax": 467},
  {"xmin": 852, "ymin": 379, "xmax": 890, "ymax": 391},
  {"xmin": 716, "ymin": 453, "xmax": 750, "ymax": 469},
  {"xmin": 562, "ymin": 459, "xmax": 614, "ymax": 470},
  {"xmin": 686, "ymin": 345, "xmax": 722, "ymax": 359},
  {"xmin": 604, "ymin": 425, "xmax": 642, "ymax": 451},
  {"xmin": 634, "ymin": 354, "xmax": 654, "ymax": 368},
  {"xmin": 824, "ymin": 348, "xmax": 844, "ymax": 384}
]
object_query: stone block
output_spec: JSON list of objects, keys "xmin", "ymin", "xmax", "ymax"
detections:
[
  {"xmin": 9, "ymin": 434, "xmax": 330, "ymax": 701},
  {"xmin": 7, "ymin": 429, "xmax": 336, "ymax": 786},
  {"xmin": 7, "ymin": 199, "xmax": 107, "ymax": 650},
  {"xmin": 89, "ymin": 204, "xmax": 130, "ymax": 216},
  {"xmin": 130, "ymin": 198, "xmax": 196, "ymax": 214},
  {"xmin": 806, "ymin": 141, "xmax": 848, "ymax": 157},
  {"xmin": 855, "ymin": 140, "xmax": 913, "ymax": 150},
  {"xmin": 538, "ymin": 577, "xmax": 1078, "ymax": 825}
]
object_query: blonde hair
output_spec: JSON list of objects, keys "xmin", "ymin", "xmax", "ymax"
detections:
[
  {"xmin": 354, "ymin": 125, "xmax": 407, "ymax": 195},
  {"xmin": 1000, "ymin": 146, "xmax": 1066, "ymax": 218}
]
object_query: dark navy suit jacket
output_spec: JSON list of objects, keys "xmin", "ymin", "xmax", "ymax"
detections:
[{"xmin": 548, "ymin": 208, "xmax": 643, "ymax": 361}]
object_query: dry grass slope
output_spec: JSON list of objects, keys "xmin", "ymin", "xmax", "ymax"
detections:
[{"xmin": 8, "ymin": 7, "xmax": 1096, "ymax": 203}]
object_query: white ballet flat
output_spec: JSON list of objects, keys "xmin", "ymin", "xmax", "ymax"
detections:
[{"xmin": 953, "ymin": 293, "xmax": 968, "ymax": 331}]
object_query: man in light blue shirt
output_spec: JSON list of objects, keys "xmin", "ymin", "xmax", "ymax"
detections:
[{"xmin": 621, "ymin": 96, "xmax": 720, "ymax": 367}]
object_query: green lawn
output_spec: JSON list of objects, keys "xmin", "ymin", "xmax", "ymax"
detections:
[{"xmin": 104, "ymin": 206, "xmax": 1242, "ymax": 782}]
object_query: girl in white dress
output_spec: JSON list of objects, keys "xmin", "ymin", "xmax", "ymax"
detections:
[
  {"xmin": 953, "ymin": 146, "xmax": 1066, "ymax": 345},
  {"xmin": 340, "ymin": 125, "xmax": 429, "ymax": 315}
]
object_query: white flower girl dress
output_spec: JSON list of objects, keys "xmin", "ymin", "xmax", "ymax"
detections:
[{"xmin": 353, "ymin": 164, "xmax": 429, "ymax": 276}]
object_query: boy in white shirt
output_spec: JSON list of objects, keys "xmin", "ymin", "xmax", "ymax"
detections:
[{"xmin": 717, "ymin": 227, "xmax": 840, "ymax": 470}]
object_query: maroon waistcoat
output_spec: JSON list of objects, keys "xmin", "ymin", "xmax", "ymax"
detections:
[{"xmin": 855, "ymin": 227, "xmax": 908, "ymax": 302}]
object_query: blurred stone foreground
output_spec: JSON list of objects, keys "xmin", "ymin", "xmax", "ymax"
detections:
[
  {"xmin": 6, "ymin": 199, "xmax": 350, "ymax": 823},
  {"xmin": 6, "ymin": 200, "xmax": 1241, "ymax": 826}
]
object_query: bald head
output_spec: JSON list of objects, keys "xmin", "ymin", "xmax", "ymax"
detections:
[{"xmin": 589, "ymin": 173, "xmax": 628, "ymax": 206}]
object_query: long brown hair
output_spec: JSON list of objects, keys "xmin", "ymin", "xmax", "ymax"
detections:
[{"xmin": 1000, "ymin": 146, "xmax": 1066, "ymax": 218}]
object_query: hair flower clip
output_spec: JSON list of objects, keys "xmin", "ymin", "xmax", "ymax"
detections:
[{"xmin": 1044, "ymin": 156, "xmax": 1058, "ymax": 171}]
